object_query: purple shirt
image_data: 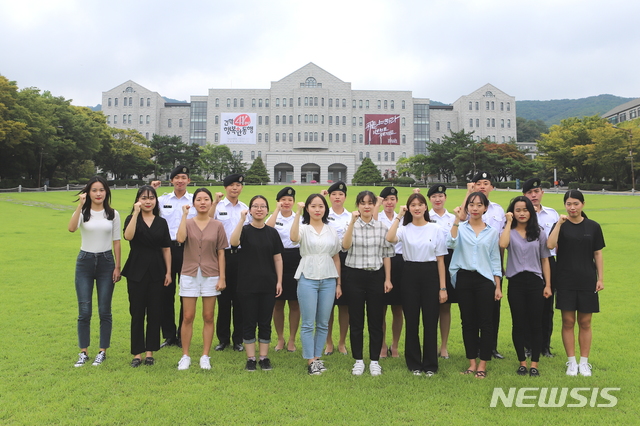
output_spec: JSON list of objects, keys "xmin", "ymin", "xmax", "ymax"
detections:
[{"xmin": 505, "ymin": 229, "xmax": 551, "ymax": 280}]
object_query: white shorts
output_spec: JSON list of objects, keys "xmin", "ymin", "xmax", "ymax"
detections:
[{"xmin": 179, "ymin": 268, "xmax": 221, "ymax": 298}]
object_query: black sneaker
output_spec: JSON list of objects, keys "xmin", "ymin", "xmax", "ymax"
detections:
[
  {"xmin": 258, "ymin": 358, "xmax": 273, "ymax": 371},
  {"xmin": 517, "ymin": 366, "xmax": 528, "ymax": 376},
  {"xmin": 245, "ymin": 359, "xmax": 257, "ymax": 372},
  {"xmin": 308, "ymin": 362, "xmax": 322, "ymax": 375},
  {"xmin": 74, "ymin": 351, "xmax": 89, "ymax": 367}
]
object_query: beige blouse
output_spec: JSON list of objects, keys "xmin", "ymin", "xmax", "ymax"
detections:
[{"xmin": 181, "ymin": 218, "xmax": 228, "ymax": 277}]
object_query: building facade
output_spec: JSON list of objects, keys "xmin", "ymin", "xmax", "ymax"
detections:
[
  {"xmin": 602, "ymin": 97, "xmax": 640, "ymax": 124},
  {"xmin": 102, "ymin": 63, "xmax": 517, "ymax": 183}
]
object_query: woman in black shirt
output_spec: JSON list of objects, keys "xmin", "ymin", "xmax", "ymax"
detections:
[{"xmin": 121, "ymin": 186, "xmax": 172, "ymax": 367}]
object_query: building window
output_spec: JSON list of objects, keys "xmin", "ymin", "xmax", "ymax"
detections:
[
  {"xmin": 258, "ymin": 151, "xmax": 262, "ymax": 158},
  {"xmin": 305, "ymin": 77, "xmax": 317, "ymax": 87},
  {"xmin": 258, "ymin": 116, "xmax": 263, "ymax": 125},
  {"xmin": 298, "ymin": 115, "xmax": 301, "ymax": 124},
  {"xmin": 298, "ymin": 132, "xmax": 301, "ymax": 141},
  {"xmin": 492, "ymin": 118, "xmax": 495, "ymax": 127},
  {"xmin": 342, "ymin": 116, "xmax": 346, "ymax": 125},
  {"xmin": 140, "ymin": 98, "xmax": 144, "ymax": 107},
  {"xmin": 335, "ymin": 98, "xmax": 339, "ymax": 107},
  {"xmin": 491, "ymin": 101, "xmax": 494, "ymax": 110},
  {"xmin": 447, "ymin": 122, "xmax": 450, "ymax": 130},
  {"xmin": 391, "ymin": 152, "xmax": 395, "ymax": 161},
  {"xmin": 314, "ymin": 132, "xmax": 318, "ymax": 141},
  {"xmin": 168, "ymin": 119, "xmax": 172, "ymax": 128},
  {"xmin": 215, "ymin": 98, "xmax": 219, "ymax": 107},
  {"xmin": 282, "ymin": 133, "xmax": 287, "ymax": 142},
  {"xmin": 145, "ymin": 132, "xmax": 149, "ymax": 139},
  {"xmin": 500, "ymin": 102, "xmax": 504, "ymax": 111},
  {"xmin": 113, "ymin": 115, "xmax": 117, "ymax": 124},
  {"xmin": 259, "ymin": 99, "xmax": 263, "ymax": 108},
  {"xmin": 282, "ymin": 115, "xmax": 287, "ymax": 125},
  {"xmin": 240, "ymin": 98, "xmax": 244, "ymax": 107},
  {"xmin": 265, "ymin": 133, "xmax": 269, "ymax": 143},
  {"xmin": 359, "ymin": 100, "xmax": 363, "ymax": 108},
  {"xmin": 502, "ymin": 136, "xmax": 506, "ymax": 142},
  {"xmin": 475, "ymin": 102, "xmax": 478, "ymax": 110},
  {"xmin": 305, "ymin": 97, "xmax": 309, "ymax": 106},
  {"xmin": 329, "ymin": 116, "xmax": 333, "ymax": 125},
  {"xmin": 378, "ymin": 152, "xmax": 382, "ymax": 161},
  {"xmin": 233, "ymin": 98, "xmax": 238, "ymax": 107},
  {"xmin": 276, "ymin": 133, "xmax": 279, "ymax": 142},
  {"xmin": 469, "ymin": 101, "xmax": 472, "ymax": 110},
  {"xmin": 305, "ymin": 132, "xmax": 308, "ymax": 142},
  {"xmin": 282, "ymin": 98, "xmax": 287, "ymax": 107},
  {"xmin": 298, "ymin": 97, "xmax": 301, "ymax": 106},
  {"xmin": 305, "ymin": 114, "xmax": 309, "ymax": 124},
  {"xmin": 251, "ymin": 151, "xmax": 255, "ymax": 160},
  {"xmin": 487, "ymin": 118, "xmax": 491, "ymax": 127},
  {"xmin": 366, "ymin": 152, "xmax": 370, "ymax": 158},
  {"xmin": 378, "ymin": 100, "xmax": 381, "ymax": 109},
  {"xmin": 314, "ymin": 114, "xmax": 318, "ymax": 124},
  {"xmin": 314, "ymin": 97, "xmax": 318, "ymax": 106},
  {"xmin": 329, "ymin": 98, "xmax": 333, "ymax": 107},
  {"xmin": 507, "ymin": 102, "xmax": 511, "ymax": 111},
  {"xmin": 476, "ymin": 119, "xmax": 480, "ymax": 127},
  {"xmin": 289, "ymin": 133, "xmax": 293, "ymax": 142},
  {"xmin": 290, "ymin": 98, "xmax": 293, "ymax": 107},
  {"xmin": 391, "ymin": 100, "xmax": 394, "ymax": 109},
  {"xmin": 265, "ymin": 116, "xmax": 269, "ymax": 125},
  {"xmin": 139, "ymin": 115, "xmax": 143, "ymax": 124},
  {"xmin": 289, "ymin": 115, "xmax": 293, "ymax": 124},
  {"xmin": 342, "ymin": 133, "xmax": 346, "ymax": 142},
  {"xmin": 501, "ymin": 119, "xmax": 505, "ymax": 128},
  {"xmin": 342, "ymin": 99, "xmax": 346, "ymax": 108},
  {"xmin": 352, "ymin": 100, "xmax": 356, "ymax": 108},
  {"xmin": 122, "ymin": 114, "xmax": 126, "ymax": 123},
  {"xmin": 329, "ymin": 133, "xmax": 333, "ymax": 143},
  {"xmin": 352, "ymin": 117, "xmax": 356, "ymax": 126},
  {"xmin": 360, "ymin": 117, "xmax": 364, "ymax": 126},
  {"xmin": 108, "ymin": 98, "xmax": 112, "ymax": 107},
  {"xmin": 276, "ymin": 116, "xmax": 280, "ymax": 125},
  {"xmin": 507, "ymin": 119, "xmax": 511, "ymax": 128},
  {"xmin": 239, "ymin": 151, "xmax": 243, "ymax": 159},
  {"xmin": 265, "ymin": 99, "xmax": 270, "ymax": 107},
  {"xmin": 366, "ymin": 100, "xmax": 370, "ymax": 109},
  {"xmin": 215, "ymin": 133, "xmax": 219, "ymax": 143},
  {"xmin": 402, "ymin": 135, "xmax": 406, "ymax": 144},
  {"xmin": 359, "ymin": 134, "xmax": 363, "ymax": 143},
  {"xmin": 252, "ymin": 98, "xmax": 256, "ymax": 107},
  {"xmin": 469, "ymin": 119, "xmax": 473, "ymax": 128},
  {"xmin": 129, "ymin": 97, "xmax": 133, "ymax": 106},
  {"xmin": 336, "ymin": 133, "xmax": 340, "ymax": 142},
  {"xmin": 321, "ymin": 115, "xmax": 325, "ymax": 124},
  {"xmin": 276, "ymin": 98, "xmax": 280, "ymax": 107},
  {"xmin": 321, "ymin": 133, "xmax": 324, "ymax": 141},
  {"xmin": 402, "ymin": 100, "xmax": 405, "ymax": 109},
  {"xmin": 436, "ymin": 121, "xmax": 440, "ymax": 131},
  {"xmin": 114, "ymin": 98, "xmax": 118, "ymax": 106},
  {"xmin": 146, "ymin": 115, "xmax": 150, "ymax": 124},
  {"xmin": 352, "ymin": 134, "xmax": 356, "ymax": 143},
  {"xmin": 227, "ymin": 99, "xmax": 231, "ymax": 107},
  {"xmin": 384, "ymin": 152, "xmax": 389, "ymax": 161},
  {"xmin": 359, "ymin": 152, "xmax": 363, "ymax": 160},
  {"xmin": 179, "ymin": 119, "xmax": 183, "ymax": 127},
  {"xmin": 486, "ymin": 101, "xmax": 490, "ymax": 110}
]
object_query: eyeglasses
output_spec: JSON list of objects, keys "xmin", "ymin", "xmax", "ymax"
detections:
[{"xmin": 251, "ymin": 205, "xmax": 268, "ymax": 210}]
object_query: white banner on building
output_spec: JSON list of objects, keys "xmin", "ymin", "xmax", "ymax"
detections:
[{"xmin": 220, "ymin": 113, "xmax": 256, "ymax": 144}]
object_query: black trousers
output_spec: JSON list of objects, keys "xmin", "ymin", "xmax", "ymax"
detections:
[
  {"xmin": 344, "ymin": 266, "xmax": 385, "ymax": 361},
  {"xmin": 402, "ymin": 261, "xmax": 440, "ymax": 372},
  {"xmin": 508, "ymin": 272, "xmax": 545, "ymax": 362},
  {"xmin": 240, "ymin": 292, "xmax": 276, "ymax": 344},
  {"xmin": 128, "ymin": 271, "xmax": 163, "ymax": 355},
  {"xmin": 216, "ymin": 250, "xmax": 243, "ymax": 345},
  {"xmin": 524, "ymin": 256, "xmax": 556, "ymax": 351},
  {"xmin": 456, "ymin": 270, "xmax": 495, "ymax": 361},
  {"xmin": 161, "ymin": 243, "xmax": 183, "ymax": 341}
]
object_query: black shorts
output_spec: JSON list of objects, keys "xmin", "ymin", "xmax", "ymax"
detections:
[
  {"xmin": 334, "ymin": 251, "xmax": 349, "ymax": 306},
  {"xmin": 555, "ymin": 288, "xmax": 600, "ymax": 313},
  {"xmin": 276, "ymin": 248, "xmax": 301, "ymax": 301}
]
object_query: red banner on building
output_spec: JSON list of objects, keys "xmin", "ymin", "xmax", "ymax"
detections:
[{"xmin": 364, "ymin": 114, "xmax": 400, "ymax": 145}]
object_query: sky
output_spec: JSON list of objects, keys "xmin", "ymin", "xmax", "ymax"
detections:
[{"xmin": 1, "ymin": 0, "xmax": 639, "ymax": 108}]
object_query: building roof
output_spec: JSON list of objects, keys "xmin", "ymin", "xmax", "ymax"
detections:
[{"xmin": 602, "ymin": 97, "xmax": 640, "ymax": 118}]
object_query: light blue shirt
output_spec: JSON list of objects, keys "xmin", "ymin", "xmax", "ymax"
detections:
[{"xmin": 447, "ymin": 222, "xmax": 501, "ymax": 287}]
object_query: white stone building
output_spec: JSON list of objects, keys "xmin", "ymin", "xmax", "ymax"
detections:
[{"xmin": 102, "ymin": 64, "xmax": 517, "ymax": 184}]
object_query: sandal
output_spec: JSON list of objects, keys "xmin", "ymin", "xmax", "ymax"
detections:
[
  {"xmin": 460, "ymin": 369, "xmax": 476, "ymax": 375},
  {"xmin": 475, "ymin": 370, "xmax": 487, "ymax": 379}
]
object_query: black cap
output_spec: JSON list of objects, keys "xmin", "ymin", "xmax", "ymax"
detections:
[
  {"xmin": 328, "ymin": 181, "xmax": 347, "ymax": 195},
  {"xmin": 170, "ymin": 165, "xmax": 189, "ymax": 180},
  {"xmin": 427, "ymin": 184, "xmax": 447, "ymax": 198},
  {"xmin": 276, "ymin": 187, "xmax": 296, "ymax": 200},
  {"xmin": 379, "ymin": 187, "xmax": 398, "ymax": 198},
  {"xmin": 522, "ymin": 178, "xmax": 541, "ymax": 193},
  {"xmin": 471, "ymin": 171, "xmax": 492, "ymax": 183},
  {"xmin": 223, "ymin": 173, "xmax": 244, "ymax": 187}
]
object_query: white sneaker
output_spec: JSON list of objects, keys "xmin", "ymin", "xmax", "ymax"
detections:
[
  {"xmin": 74, "ymin": 352, "xmax": 89, "ymax": 367},
  {"xmin": 314, "ymin": 360, "xmax": 327, "ymax": 372},
  {"xmin": 412, "ymin": 370, "xmax": 422, "ymax": 376},
  {"xmin": 566, "ymin": 361, "xmax": 578, "ymax": 376},
  {"xmin": 370, "ymin": 362, "xmax": 382, "ymax": 376},
  {"xmin": 92, "ymin": 351, "xmax": 106, "ymax": 366},
  {"xmin": 177, "ymin": 355, "xmax": 191, "ymax": 370},
  {"xmin": 200, "ymin": 355, "xmax": 211, "ymax": 370},
  {"xmin": 352, "ymin": 362, "xmax": 365, "ymax": 376},
  {"xmin": 578, "ymin": 362, "xmax": 592, "ymax": 377}
]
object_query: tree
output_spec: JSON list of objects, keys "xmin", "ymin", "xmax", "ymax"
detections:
[
  {"xmin": 146, "ymin": 135, "xmax": 188, "ymax": 178},
  {"xmin": 352, "ymin": 157, "xmax": 383, "ymax": 184},
  {"xmin": 397, "ymin": 154, "xmax": 430, "ymax": 183},
  {"xmin": 244, "ymin": 157, "xmax": 270, "ymax": 184},
  {"xmin": 482, "ymin": 142, "xmax": 541, "ymax": 182},
  {"xmin": 0, "ymin": 76, "xmax": 30, "ymax": 180},
  {"xmin": 97, "ymin": 129, "xmax": 154, "ymax": 180}
]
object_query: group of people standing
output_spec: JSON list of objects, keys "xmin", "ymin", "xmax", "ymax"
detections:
[{"xmin": 68, "ymin": 168, "xmax": 605, "ymax": 379}]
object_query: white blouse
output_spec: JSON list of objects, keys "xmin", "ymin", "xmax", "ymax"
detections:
[
  {"xmin": 396, "ymin": 222, "xmax": 447, "ymax": 262},
  {"xmin": 294, "ymin": 224, "xmax": 341, "ymax": 280},
  {"xmin": 78, "ymin": 209, "xmax": 121, "ymax": 253}
]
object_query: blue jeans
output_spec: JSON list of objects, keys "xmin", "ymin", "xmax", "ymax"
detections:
[
  {"xmin": 297, "ymin": 274, "xmax": 336, "ymax": 360},
  {"xmin": 75, "ymin": 250, "xmax": 115, "ymax": 349}
]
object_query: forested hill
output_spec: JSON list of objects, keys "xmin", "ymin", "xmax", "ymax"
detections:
[{"xmin": 516, "ymin": 94, "xmax": 635, "ymax": 126}]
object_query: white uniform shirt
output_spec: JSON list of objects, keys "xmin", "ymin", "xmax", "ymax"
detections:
[
  {"xmin": 537, "ymin": 205, "xmax": 559, "ymax": 256},
  {"xmin": 158, "ymin": 191, "xmax": 196, "ymax": 240},
  {"xmin": 267, "ymin": 211, "xmax": 302, "ymax": 249},
  {"xmin": 396, "ymin": 222, "xmax": 448, "ymax": 262},
  {"xmin": 430, "ymin": 208, "xmax": 456, "ymax": 245},
  {"xmin": 378, "ymin": 210, "xmax": 403, "ymax": 254},
  {"xmin": 327, "ymin": 207, "xmax": 350, "ymax": 241},
  {"xmin": 483, "ymin": 201, "xmax": 506, "ymax": 233},
  {"xmin": 214, "ymin": 197, "xmax": 249, "ymax": 249}
]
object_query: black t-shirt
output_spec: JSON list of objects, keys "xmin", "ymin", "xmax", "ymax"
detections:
[
  {"xmin": 237, "ymin": 224, "xmax": 284, "ymax": 293},
  {"xmin": 553, "ymin": 218, "xmax": 605, "ymax": 291},
  {"xmin": 121, "ymin": 215, "xmax": 171, "ymax": 282}
]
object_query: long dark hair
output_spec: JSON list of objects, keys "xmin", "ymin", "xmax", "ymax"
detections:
[
  {"xmin": 563, "ymin": 189, "xmax": 588, "ymax": 219},
  {"xmin": 464, "ymin": 191, "xmax": 489, "ymax": 214},
  {"xmin": 193, "ymin": 187, "xmax": 213, "ymax": 203},
  {"xmin": 302, "ymin": 194, "xmax": 329, "ymax": 224},
  {"xmin": 506, "ymin": 196, "xmax": 540, "ymax": 242},
  {"xmin": 76, "ymin": 176, "xmax": 115, "ymax": 222},
  {"xmin": 130, "ymin": 185, "xmax": 160, "ymax": 216},
  {"xmin": 402, "ymin": 193, "xmax": 431, "ymax": 226}
]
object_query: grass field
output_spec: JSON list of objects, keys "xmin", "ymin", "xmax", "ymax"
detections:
[{"xmin": 0, "ymin": 185, "xmax": 638, "ymax": 425}]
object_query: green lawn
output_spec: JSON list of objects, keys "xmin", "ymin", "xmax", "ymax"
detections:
[{"xmin": 0, "ymin": 185, "xmax": 638, "ymax": 425}]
